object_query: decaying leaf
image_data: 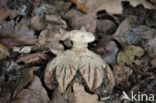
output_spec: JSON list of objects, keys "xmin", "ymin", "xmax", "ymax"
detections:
[
  {"xmin": 13, "ymin": 76, "xmax": 50, "ymax": 103},
  {"xmin": 73, "ymin": 83, "xmax": 99, "ymax": 103},
  {"xmin": 113, "ymin": 16, "xmax": 137, "ymax": 45},
  {"xmin": 66, "ymin": 9, "xmax": 96, "ymax": 33},
  {"xmin": 113, "ymin": 16, "xmax": 137, "ymax": 37},
  {"xmin": 16, "ymin": 52, "xmax": 47, "ymax": 64},
  {"xmin": 0, "ymin": 8, "xmax": 10, "ymax": 21},
  {"xmin": 46, "ymin": 15, "xmax": 67, "ymax": 29},
  {"xmin": 70, "ymin": 0, "xmax": 155, "ymax": 14},
  {"xmin": 31, "ymin": 16, "xmax": 47, "ymax": 31},
  {"xmin": 44, "ymin": 29, "xmax": 115, "ymax": 93},
  {"xmin": 117, "ymin": 45, "xmax": 145, "ymax": 65},
  {"xmin": 38, "ymin": 26, "xmax": 67, "ymax": 55},
  {"xmin": 0, "ymin": 43, "xmax": 9, "ymax": 60},
  {"xmin": 113, "ymin": 65, "xmax": 132, "ymax": 85},
  {"xmin": 0, "ymin": 21, "xmax": 37, "ymax": 48}
]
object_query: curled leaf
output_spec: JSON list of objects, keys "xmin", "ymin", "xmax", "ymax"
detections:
[{"xmin": 117, "ymin": 45, "xmax": 145, "ymax": 65}]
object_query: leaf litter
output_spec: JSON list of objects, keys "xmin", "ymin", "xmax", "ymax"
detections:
[{"xmin": 0, "ymin": 0, "xmax": 156, "ymax": 103}]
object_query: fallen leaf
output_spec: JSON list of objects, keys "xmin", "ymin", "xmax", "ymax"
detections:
[
  {"xmin": 0, "ymin": 8, "xmax": 10, "ymax": 21},
  {"xmin": 0, "ymin": 43, "xmax": 9, "ymax": 60},
  {"xmin": 66, "ymin": 9, "xmax": 96, "ymax": 33},
  {"xmin": 16, "ymin": 52, "xmax": 47, "ymax": 64},
  {"xmin": 70, "ymin": 0, "xmax": 155, "ymax": 14},
  {"xmin": 31, "ymin": 16, "xmax": 47, "ymax": 31},
  {"xmin": 113, "ymin": 65, "xmax": 132, "ymax": 85},
  {"xmin": 0, "ymin": 65, "xmax": 34, "ymax": 101},
  {"xmin": 11, "ymin": 69, "xmax": 34, "ymax": 98},
  {"xmin": 38, "ymin": 26, "xmax": 67, "ymax": 55},
  {"xmin": 112, "ymin": 16, "xmax": 147, "ymax": 45},
  {"xmin": 73, "ymin": 83, "xmax": 99, "ymax": 103},
  {"xmin": 0, "ymin": 21, "xmax": 37, "ymax": 48},
  {"xmin": 113, "ymin": 16, "xmax": 137, "ymax": 36},
  {"xmin": 13, "ymin": 76, "xmax": 50, "ymax": 103},
  {"xmin": 117, "ymin": 45, "xmax": 145, "ymax": 65},
  {"xmin": 45, "ymin": 15, "xmax": 67, "ymax": 29}
]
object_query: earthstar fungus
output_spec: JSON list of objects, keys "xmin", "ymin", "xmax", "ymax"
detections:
[{"xmin": 44, "ymin": 28, "xmax": 115, "ymax": 93}]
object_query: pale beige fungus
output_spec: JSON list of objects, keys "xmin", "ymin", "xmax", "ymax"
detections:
[{"xmin": 44, "ymin": 28, "xmax": 115, "ymax": 93}]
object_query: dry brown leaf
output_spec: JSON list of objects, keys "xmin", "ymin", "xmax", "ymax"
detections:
[
  {"xmin": 11, "ymin": 69, "xmax": 34, "ymax": 98},
  {"xmin": 0, "ymin": 8, "xmax": 10, "ymax": 21},
  {"xmin": 113, "ymin": 65, "xmax": 132, "ymax": 85},
  {"xmin": 73, "ymin": 83, "xmax": 99, "ymax": 103},
  {"xmin": 66, "ymin": 9, "xmax": 96, "ymax": 33},
  {"xmin": 46, "ymin": 15, "xmax": 67, "ymax": 29},
  {"xmin": 70, "ymin": 0, "xmax": 155, "ymax": 14},
  {"xmin": 0, "ymin": 21, "xmax": 37, "ymax": 48},
  {"xmin": 117, "ymin": 45, "xmax": 145, "ymax": 66},
  {"xmin": 38, "ymin": 26, "xmax": 67, "ymax": 55},
  {"xmin": 13, "ymin": 76, "xmax": 50, "ymax": 103},
  {"xmin": 0, "ymin": 43, "xmax": 9, "ymax": 60},
  {"xmin": 112, "ymin": 16, "xmax": 137, "ymax": 45},
  {"xmin": 113, "ymin": 16, "xmax": 137, "ymax": 37},
  {"xmin": 31, "ymin": 16, "xmax": 47, "ymax": 31},
  {"xmin": 16, "ymin": 52, "xmax": 47, "ymax": 64}
]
